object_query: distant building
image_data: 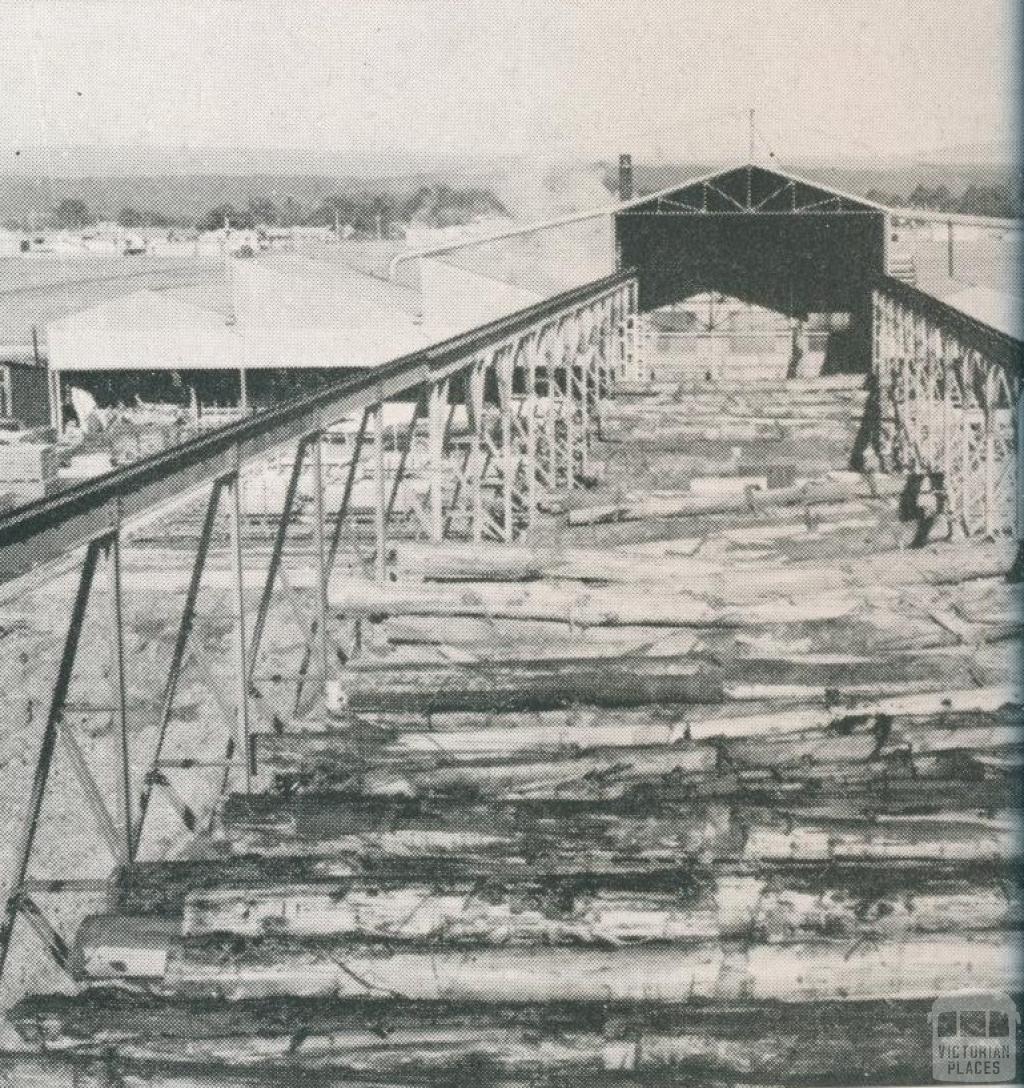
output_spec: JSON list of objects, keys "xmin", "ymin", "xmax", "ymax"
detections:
[{"xmin": 44, "ymin": 258, "xmax": 432, "ymax": 426}]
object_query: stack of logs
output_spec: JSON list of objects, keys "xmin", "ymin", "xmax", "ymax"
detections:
[{"xmin": 9, "ymin": 376, "xmax": 1022, "ymax": 1086}]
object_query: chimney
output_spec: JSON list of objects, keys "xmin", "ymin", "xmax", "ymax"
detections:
[{"xmin": 618, "ymin": 153, "xmax": 633, "ymax": 202}]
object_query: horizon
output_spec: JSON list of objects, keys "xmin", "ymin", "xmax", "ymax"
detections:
[{"xmin": 0, "ymin": 140, "xmax": 1018, "ymax": 183}]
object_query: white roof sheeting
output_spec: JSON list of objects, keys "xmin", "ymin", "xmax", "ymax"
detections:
[
  {"xmin": 944, "ymin": 286, "xmax": 1024, "ymax": 342},
  {"xmin": 47, "ymin": 257, "xmax": 434, "ymax": 372},
  {"xmin": 47, "ymin": 290, "xmax": 244, "ymax": 373}
]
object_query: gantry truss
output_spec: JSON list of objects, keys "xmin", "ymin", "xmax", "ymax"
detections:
[
  {"xmin": 872, "ymin": 276, "xmax": 1022, "ymax": 539},
  {"xmin": 0, "ymin": 272, "xmax": 640, "ymax": 990}
]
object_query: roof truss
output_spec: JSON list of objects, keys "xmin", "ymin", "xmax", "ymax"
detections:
[{"xmin": 622, "ymin": 165, "xmax": 880, "ymax": 217}]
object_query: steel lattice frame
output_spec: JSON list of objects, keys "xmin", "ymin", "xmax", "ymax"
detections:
[
  {"xmin": 872, "ymin": 277, "xmax": 1022, "ymax": 539},
  {"xmin": 0, "ymin": 273, "xmax": 640, "ymax": 992}
]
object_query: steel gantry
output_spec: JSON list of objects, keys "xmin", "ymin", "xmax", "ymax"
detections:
[
  {"xmin": 0, "ymin": 271, "xmax": 639, "ymax": 992},
  {"xmin": 871, "ymin": 276, "xmax": 1022, "ymax": 540}
]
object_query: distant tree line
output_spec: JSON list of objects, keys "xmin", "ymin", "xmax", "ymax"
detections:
[
  {"xmin": 36, "ymin": 185, "xmax": 509, "ymax": 236},
  {"xmin": 865, "ymin": 182, "xmax": 1022, "ymax": 218}
]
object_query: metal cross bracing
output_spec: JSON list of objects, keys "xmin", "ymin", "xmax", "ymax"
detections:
[
  {"xmin": 871, "ymin": 275, "xmax": 1022, "ymax": 540},
  {"xmin": 0, "ymin": 271, "xmax": 639, "ymax": 995}
]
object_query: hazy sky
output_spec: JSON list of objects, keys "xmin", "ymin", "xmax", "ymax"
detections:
[{"xmin": 1, "ymin": 0, "xmax": 1019, "ymax": 165}]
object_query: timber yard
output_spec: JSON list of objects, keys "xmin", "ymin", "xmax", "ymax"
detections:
[{"xmin": 0, "ymin": 153, "xmax": 1020, "ymax": 1088}]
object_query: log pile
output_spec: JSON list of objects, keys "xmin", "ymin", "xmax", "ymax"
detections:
[{"xmin": 9, "ymin": 376, "xmax": 1022, "ymax": 1086}]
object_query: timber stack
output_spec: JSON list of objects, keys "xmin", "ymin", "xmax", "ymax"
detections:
[{"xmin": 8, "ymin": 376, "xmax": 1022, "ymax": 1086}]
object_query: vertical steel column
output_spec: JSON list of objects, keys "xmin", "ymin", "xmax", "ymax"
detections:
[
  {"xmin": 870, "ymin": 290, "xmax": 882, "ymax": 463},
  {"xmin": 247, "ymin": 440, "xmax": 310, "ymax": 679},
  {"xmin": 629, "ymin": 280, "xmax": 642, "ymax": 382},
  {"xmin": 617, "ymin": 287, "xmax": 629, "ymax": 381},
  {"xmin": 499, "ymin": 348, "xmax": 515, "ymax": 542},
  {"xmin": 385, "ymin": 393, "xmax": 426, "ymax": 528},
  {"xmin": 49, "ymin": 367, "xmax": 62, "ymax": 436},
  {"xmin": 324, "ymin": 409, "xmax": 370, "ymax": 573},
  {"xmin": 984, "ymin": 365, "xmax": 996, "ymax": 537},
  {"xmin": 135, "ymin": 478, "xmax": 226, "ymax": 851},
  {"xmin": 0, "ymin": 539, "xmax": 103, "ymax": 987},
  {"xmin": 546, "ymin": 336, "xmax": 558, "ymax": 488},
  {"xmin": 428, "ymin": 379, "xmax": 448, "ymax": 543},
  {"xmin": 311, "ymin": 431, "xmax": 330, "ymax": 696},
  {"xmin": 372, "ymin": 404, "xmax": 387, "ymax": 583},
  {"xmin": 470, "ymin": 360, "xmax": 485, "ymax": 545},
  {"xmin": 105, "ymin": 518, "xmax": 132, "ymax": 864},
  {"xmin": 564, "ymin": 320, "xmax": 577, "ymax": 491},
  {"xmin": 923, "ymin": 315, "xmax": 936, "ymax": 469},
  {"xmin": 293, "ymin": 411, "xmax": 369, "ymax": 711},
  {"xmin": 228, "ymin": 458, "xmax": 252, "ymax": 794},
  {"xmin": 1017, "ymin": 375, "xmax": 1024, "ymax": 540},
  {"xmin": 579, "ymin": 310, "xmax": 593, "ymax": 481},
  {"xmin": 526, "ymin": 332, "xmax": 539, "ymax": 539},
  {"xmin": 962, "ymin": 351, "xmax": 975, "ymax": 532},
  {"xmin": 941, "ymin": 331, "xmax": 953, "ymax": 512}
]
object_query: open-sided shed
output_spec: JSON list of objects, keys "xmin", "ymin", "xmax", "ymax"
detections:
[{"xmin": 615, "ymin": 164, "xmax": 888, "ymax": 322}]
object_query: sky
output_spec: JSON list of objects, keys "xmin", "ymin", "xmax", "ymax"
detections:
[{"xmin": 0, "ymin": 0, "xmax": 1019, "ymax": 169}]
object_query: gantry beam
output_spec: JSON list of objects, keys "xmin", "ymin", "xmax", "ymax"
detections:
[
  {"xmin": 0, "ymin": 271, "xmax": 636, "ymax": 580},
  {"xmin": 872, "ymin": 274, "xmax": 1022, "ymax": 539}
]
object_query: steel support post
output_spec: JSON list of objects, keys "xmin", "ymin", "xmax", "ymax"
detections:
[
  {"xmin": 49, "ymin": 367, "xmax": 62, "ymax": 437},
  {"xmin": 499, "ymin": 349, "xmax": 515, "ymax": 542},
  {"xmin": 428, "ymin": 379, "xmax": 448, "ymax": 543},
  {"xmin": 385, "ymin": 392, "xmax": 425, "ymax": 531},
  {"xmin": 942, "ymin": 334, "xmax": 953, "ymax": 515},
  {"xmin": 526, "ymin": 334, "xmax": 539, "ymax": 539},
  {"xmin": 984, "ymin": 366, "xmax": 996, "ymax": 537},
  {"xmin": 923, "ymin": 317, "xmax": 936, "ymax": 469},
  {"xmin": 372, "ymin": 404, "xmax": 387, "ymax": 583},
  {"xmin": 579, "ymin": 314, "xmax": 593, "ymax": 481},
  {"xmin": 228, "ymin": 460, "xmax": 252, "ymax": 794},
  {"xmin": 564, "ymin": 332, "xmax": 577, "ymax": 491},
  {"xmin": 617, "ymin": 291, "xmax": 628, "ymax": 381},
  {"xmin": 247, "ymin": 439, "xmax": 310, "ymax": 681},
  {"xmin": 546, "ymin": 338, "xmax": 559, "ymax": 489},
  {"xmin": 293, "ymin": 407, "xmax": 372, "ymax": 694},
  {"xmin": 105, "ymin": 520, "xmax": 132, "ymax": 864},
  {"xmin": 870, "ymin": 290, "xmax": 883, "ymax": 462},
  {"xmin": 1017, "ymin": 377, "xmax": 1024, "ymax": 540},
  {"xmin": 311, "ymin": 431, "xmax": 330, "ymax": 695},
  {"xmin": 0, "ymin": 538, "xmax": 103, "ymax": 988},
  {"xmin": 470, "ymin": 360, "xmax": 486, "ymax": 544},
  {"xmin": 963, "ymin": 353, "xmax": 975, "ymax": 532},
  {"xmin": 135, "ymin": 478, "xmax": 226, "ymax": 852},
  {"xmin": 596, "ymin": 299, "xmax": 611, "ymax": 417},
  {"xmin": 629, "ymin": 281, "xmax": 642, "ymax": 381}
]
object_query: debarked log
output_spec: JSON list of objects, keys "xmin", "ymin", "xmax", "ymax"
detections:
[
  {"xmin": 566, "ymin": 475, "xmax": 905, "ymax": 526},
  {"xmin": 386, "ymin": 542, "xmax": 546, "ymax": 583},
  {"xmin": 115, "ymin": 852, "xmax": 1021, "ymax": 920},
  {"xmin": 215, "ymin": 794, "xmax": 1021, "ymax": 866},
  {"xmin": 70, "ymin": 923, "xmax": 1021, "ymax": 1004},
  {"xmin": 328, "ymin": 581, "xmax": 864, "ymax": 629},
  {"xmin": 321, "ymin": 686, "xmax": 1019, "ymax": 745},
  {"xmin": 176, "ymin": 877, "xmax": 1022, "ymax": 945},
  {"xmin": 329, "ymin": 663, "xmax": 726, "ymax": 713},
  {"xmin": 8, "ymin": 992, "xmax": 945, "ymax": 1084},
  {"xmin": 255, "ymin": 703, "xmax": 1021, "ymax": 765},
  {"xmin": 325, "ymin": 652, "xmax": 976, "ymax": 715}
]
